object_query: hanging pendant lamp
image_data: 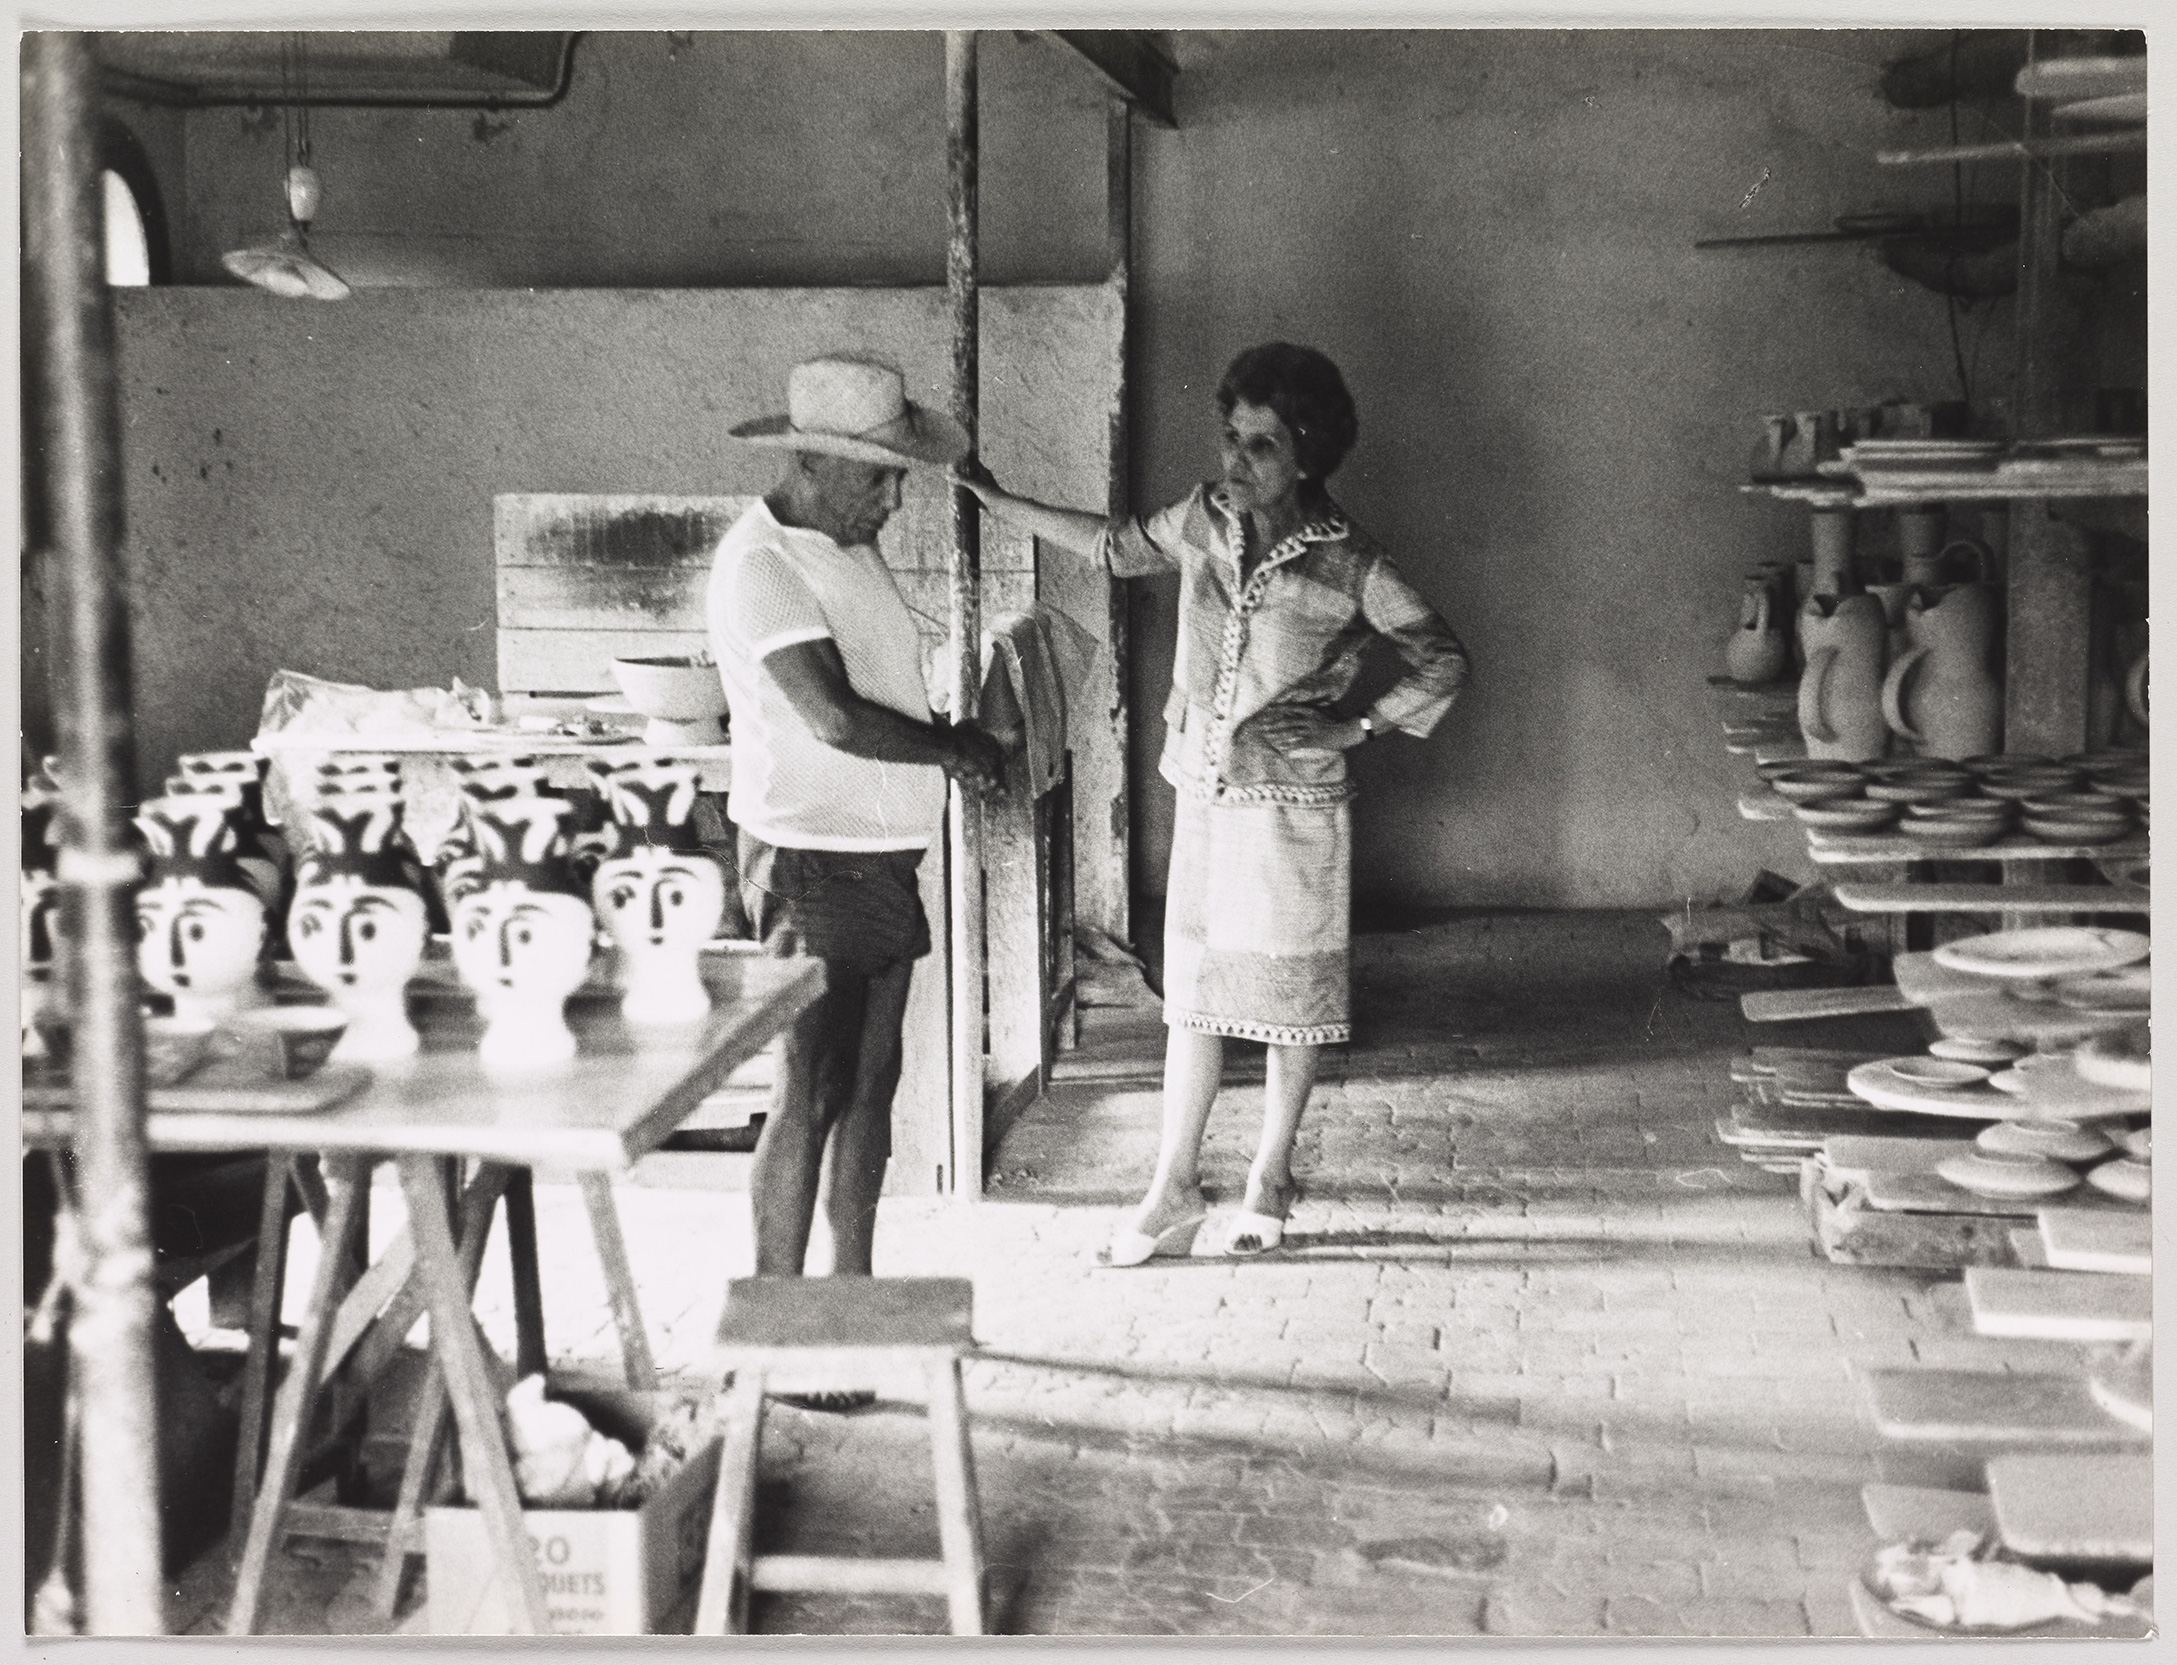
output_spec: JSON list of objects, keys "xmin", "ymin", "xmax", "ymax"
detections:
[{"xmin": 220, "ymin": 37, "xmax": 351, "ymax": 300}]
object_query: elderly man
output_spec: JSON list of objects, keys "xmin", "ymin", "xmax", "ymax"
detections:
[{"xmin": 710, "ymin": 356, "xmax": 1004, "ymax": 1291}]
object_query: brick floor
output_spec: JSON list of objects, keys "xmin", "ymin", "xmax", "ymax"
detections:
[{"xmin": 189, "ymin": 910, "xmax": 2026, "ymax": 1638}]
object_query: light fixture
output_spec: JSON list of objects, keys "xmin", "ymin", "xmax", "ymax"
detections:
[{"xmin": 220, "ymin": 37, "xmax": 350, "ymax": 300}]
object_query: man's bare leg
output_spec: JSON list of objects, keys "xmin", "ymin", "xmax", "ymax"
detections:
[
  {"xmin": 750, "ymin": 970, "xmax": 863, "ymax": 1275},
  {"xmin": 820, "ymin": 960, "xmax": 912, "ymax": 1276}
]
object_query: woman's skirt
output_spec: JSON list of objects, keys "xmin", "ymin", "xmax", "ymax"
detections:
[{"xmin": 1162, "ymin": 793, "xmax": 1350, "ymax": 1046}]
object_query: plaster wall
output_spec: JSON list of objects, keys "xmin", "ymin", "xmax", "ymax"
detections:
[
  {"xmin": 163, "ymin": 30, "xmax": 1110, "ymax": 290},
  {"xmin": 1125, "ymin": 29, "xmax": 2018, "ymax": 908},
  {"xmin": 107, "ymin": 27, "xmax": 2041, "ymax": 909}
]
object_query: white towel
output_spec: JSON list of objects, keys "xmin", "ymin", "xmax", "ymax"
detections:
[{"xmin": 979, "ymin": 610, "xmax": 1069, "ymax": 797}]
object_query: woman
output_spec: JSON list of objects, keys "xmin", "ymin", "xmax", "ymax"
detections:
[{"xmin": 959, "ymin": 343, "xmax": 1469, "ymax": 1262}]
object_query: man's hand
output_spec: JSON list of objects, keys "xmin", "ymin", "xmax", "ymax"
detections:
[
  {"xmin": 943, "ymin": 725, "xmax": 1008, "ymax": 795},
  {"xmin": 1244, "ymin": 706, "xmax": 1368, "ymax": 753}
]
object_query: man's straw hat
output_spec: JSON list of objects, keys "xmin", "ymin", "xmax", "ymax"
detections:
[{"xmin": 731, "ymin": 356, "xmax": 969, "ymax": 470}]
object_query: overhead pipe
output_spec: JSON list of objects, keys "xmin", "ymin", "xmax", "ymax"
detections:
[
  {"xmin": 21, "ymin": 30, "xmax": 164, "ymax": 1635},
  {"xmin": 98, "ymin": 31, "xmax": 583, "ymax": 109},
  {"xmin": 944, "ymin": 29, "xmax": 986, "ymax": 1194}
]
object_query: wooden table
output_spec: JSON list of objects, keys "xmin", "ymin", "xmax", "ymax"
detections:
[{"xmin": 25, "ymin": 953, "xmax": 822, "ymax": 1636}]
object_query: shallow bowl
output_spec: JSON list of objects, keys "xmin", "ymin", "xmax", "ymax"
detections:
[
  {"xmin": 216, "ymin": 1005, "xmax": 349, "ymax": 1081},
  {"xmin": 1793, "ymin": 799, "xmax": 1900, "ymax": 831},
  {"xmin": 1900, "ymin": 818, "xmax": 2004, "ymax": 849},
  {"xmin": 1978, "ymin": 773, "xmax": 2087, "ymax": 802},
  {"xmin": 1865, "ymin": 777, "xmax": 1973, "ymax": 806},
  {"xmin": 143, "ymin": 1014, "xmax": 217, "ymax": 1087},
  {"xmin": 2021, "ymin": 813, "xmax": 2134, "ymax": 846},
  {"xmin": 2022, "ymin": 792, "xmax": 2128, "ymax": 815},
  {"xmin": 611, "ymin": 656, "xmax": 730, "ymax": 723}
]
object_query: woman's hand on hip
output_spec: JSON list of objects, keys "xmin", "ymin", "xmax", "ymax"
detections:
[{"xmin": 1245, "ymin": 706, "xmax": 1368, "ymax": 753}]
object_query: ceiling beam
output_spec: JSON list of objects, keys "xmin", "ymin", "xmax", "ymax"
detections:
[{"xmin": 1049, "ymin": 31, "xmax": 1176, "ymax": 128}]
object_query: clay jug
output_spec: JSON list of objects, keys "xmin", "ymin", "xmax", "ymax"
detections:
[
  {"xmin": 1808, "ymin": 509, "xmax": 1859, "ymax": 597},
  {"xmin": 1797, "ymin": 594, "xmax": 1890, "ymax": 762},
  {"xmin": 1724, "ymin": 576, "xmax": 1790, "ymax": 686},
  {"xmin": 1881, "ymin": 584, "xmax": 2003, "ymax": 761}
]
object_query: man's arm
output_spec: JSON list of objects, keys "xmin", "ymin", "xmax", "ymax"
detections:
[{"xmin": 764, "ymin": 637, "xmax": 1005, "ymax": 792}]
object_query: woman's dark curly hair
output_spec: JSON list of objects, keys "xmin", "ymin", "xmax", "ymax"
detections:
[{"xmin": 1216, "ymin": 342, "xmax": 1359, "ymax": 483}]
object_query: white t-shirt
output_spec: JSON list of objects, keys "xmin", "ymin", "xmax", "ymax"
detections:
[{"xmin": 706, "ymin": 498, "xmax": 946, "ymax": 852}]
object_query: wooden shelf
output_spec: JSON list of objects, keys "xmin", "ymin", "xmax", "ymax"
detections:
[
  {"xmin": 1964, "ymin": 1267, "xmax": 2151, "ymax": 1344},
  {"xmin": 1804, "ymin": 831, "xmax": 2147, "ymax": 865},
  {"xmin": 2036, "ymin": 1208, "xmax": 2150, "ymax": 1276},
  {"xmin": 1830, "ymin": 880, "xmax": 2149, "ymax": 915},
  {"xmin": 1860, "ymin": 1366, "xmax": 2147, "ymax": 1445},
  {"xmin": 1738, "ymin": 480, "xmax": 1857, "ymax": 508}
]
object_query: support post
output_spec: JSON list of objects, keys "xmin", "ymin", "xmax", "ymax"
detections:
[
  {"xmin": 22, "ymin": 31, "xmax": 164, "ymax": 1636},
  {"xmin": 2003, "ymin": 31, "xmax": 2099, "ymax": 754},
  {"xmin": 945, "ymin": 29, "xmax": 985, "ymax": 1197},
  {"xmin": 1103, "ymin": 93, "xmax": 1134, "ymax": 945}
]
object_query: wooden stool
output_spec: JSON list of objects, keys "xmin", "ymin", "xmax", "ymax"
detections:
[{"xmin": 694, "ymin": 1276, "xmax": 984, "ymax": 1636}]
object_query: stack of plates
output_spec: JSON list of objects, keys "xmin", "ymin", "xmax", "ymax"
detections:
[
  {"xmin": 1932, "ymin": 927, "xmax": 2151, "ymax": 982},
  {"xmin": 1935, "ymin": 1149, "xmax": 2082, "ymax": 1199},
  {"xmin": 2085, "ymin": 1157, "xmax": 2151, "ymax": 1204},
  {"xmin": 1975, "ymin": 1118, "xmax": 2115, "ymax": 1162}
]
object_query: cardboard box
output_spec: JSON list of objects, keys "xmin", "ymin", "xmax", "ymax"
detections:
[{"xmin": 424, "ymin": 1387, "xmax": 721, "ymax": 1635}]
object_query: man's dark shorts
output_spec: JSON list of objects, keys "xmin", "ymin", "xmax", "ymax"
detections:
[{"xmin": 736, "ymin": 833, "xmax": 932, "ymax": 978}]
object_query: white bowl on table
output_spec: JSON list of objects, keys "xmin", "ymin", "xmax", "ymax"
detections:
[{"xmin": 611, "ymin": 657, "xmax": 729, "ymax": 749}]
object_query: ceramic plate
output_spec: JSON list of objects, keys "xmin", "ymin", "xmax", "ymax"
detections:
[
  {"xmin": 1975, "ymin": 1118, "xmax": 2114, "ymax": 1162},
  {"xmin": 2084, "ymin": 1157, "xmax": 2151, "ymax": 1204},
  {"xmin": 2053, "ymin": 972, "xmax": 2151, "ymax": 1012},
  {"xmin": 1929, "ymin": 1036, "xmax": 2028, "ymax": 1064},
  {"xmin": 1989, "ymin": 1051, "xmax": 2151, "ymax": 1118},
  {"xmin": 2114, "ymin": 1125, "xmax": 2150, "ymax": 1161},
  {"xmin": 1884, "ymin": 1056, "xmax": 1992, "ymax": 1089},
  {"xmin": 1846, "ymin": 1060, "xmax": 2030, "ymax": 1119},
  {"xmin": 1935, "ymin": 1150, "xmax": 2082, "ymax": 1199},
  {"xmin": 1932, "ymin": 927, "xmax": 2151, "ymax": 981},
  {"xmin": 2075, "ymin": 1028, "xmax": 2151, "ymax": 1094}
]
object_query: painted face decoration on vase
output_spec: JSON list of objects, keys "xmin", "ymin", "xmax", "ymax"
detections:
[
  {"xmin": 590, "ymin": 765, "xmax": 726, "ymax": 1026},
  {"xmin": 289, "ymin": 797, "xmax": 431, "ymax": 1062},
  {"xmin": 20, "ymin": 786, "xmax": 63, "ymax": 1058},
  {"xmin": 133, "ymin": 795, "xmax": 270, "ymax": 1024},
  {"xmin": 443, "ymin": 795, "xmax": 596, "ymax": 1073}
]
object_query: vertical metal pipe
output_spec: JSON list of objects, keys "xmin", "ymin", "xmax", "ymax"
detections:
[
  {"xmin": 21, "ymin": 30, "xmax": 165, "ymax": 1636},
  {"xmin": 944, "ymin": 29, "xmax": 986, "ymax": 1194}
]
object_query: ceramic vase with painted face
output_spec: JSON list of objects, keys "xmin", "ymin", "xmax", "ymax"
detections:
[
  {"xmin": 443, "ymin": 796, "xmax": 596, "ymax": 1073},
  {"xmin": 20, "ymin": 787, "xmax": 63, "ymax": 1058},
  {"xmin": 133, "ymin": 796, "xmax": 270, "ymax": 1023},
  {"xmin": 590, "ymin": 766, "xmax": 727, "ymax": 1026},
  {"xmin": 288, "ymin": 797, "xmax": 431, "ymax": 1062}
]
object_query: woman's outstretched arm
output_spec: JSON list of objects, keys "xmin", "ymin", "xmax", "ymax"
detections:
[{"xmin": 951, "ymin": 467, "xmax": 1107, "ymax": 558}]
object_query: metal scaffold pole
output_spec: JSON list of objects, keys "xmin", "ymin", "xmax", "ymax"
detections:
[
  {"xmin": 21, "ymin": 29, "xmax": 166, "ymax": 1636},
  {"xmin": 944, "ymin": 29, "xmax": 986, "ymax": 1196}
]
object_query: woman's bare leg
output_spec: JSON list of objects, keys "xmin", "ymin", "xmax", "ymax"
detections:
[
  {"xmin": 1123, "ymin": 1025, "xmax": 1224, "ymax": 1236},
  {"xmin": 1238, "ymin": 1042, "xmax": 1319, "ymax": 1229}
]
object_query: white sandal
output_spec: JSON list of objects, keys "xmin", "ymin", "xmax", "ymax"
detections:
[
  {"xmin": 1098, "ymin": 1212, "xmax": 1206, "ymax": 1269},
  {"xmin": 1221, "ymin": 1209, "xmax": 1287, "ymax": 1256}
]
